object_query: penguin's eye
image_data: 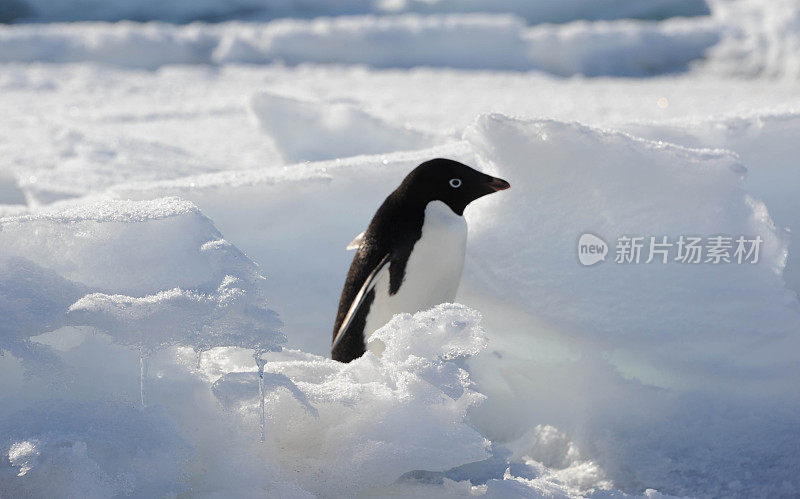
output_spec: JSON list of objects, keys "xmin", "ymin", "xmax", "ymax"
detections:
[{"xmin": 449, "ymin": 178, "xmax": 462, "ymax": 188}]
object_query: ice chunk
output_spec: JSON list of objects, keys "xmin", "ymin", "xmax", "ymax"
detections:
[
  {"xmin": 67, "ymin": 279, "xmax": 283, "ymax": 355},
  {"xmin": 0, "ymin": 257, "xmax": 86, "ymax": 348},
  {"xmin": 68, "ymin": 289, "xmax": 212, "ymax": 351},
  {"xmin": 367, "ymin": 303, "xmax": 487, "ymax": 363},
  {"xmin": 463, "ymin": 113, "xmax": 799, "ymax": 385},
  {"xmin": 0, "ymin": 196, "xmax": 283, "ymax": 400},
  {"xmin": 0, "ymin": 195, "xmax": 298, "ymax": 495},
  {"xmin": 214, "ymin": 304, "xmax": 491, "ymax": 496},
  {"xmin": 0, "ymin": 197, "xmax": 262, "ymax": 296},
  {"xmin": 622, "ymin": 110, "xmax": 800, "ymax": 294},
  {"xmin": 212, "ymin": 370, "xmax": 317, "ymax": 417},
  {"xmin": 455, "ymin": 113, "xmax": 800, "ymax": 497},
  {"xmin": 251, "ymin": 91, "xmax": 437, "ymax": 162}
]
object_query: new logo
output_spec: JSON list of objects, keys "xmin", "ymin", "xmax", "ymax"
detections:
[{"xmin": 578, "ymin": 233, "xmax": 608, "ymax": 266}]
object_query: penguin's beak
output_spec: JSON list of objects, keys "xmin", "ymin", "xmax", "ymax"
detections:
[{"xmin": 486, "ymin": 177, "xmax": 511, "ymax": 192}]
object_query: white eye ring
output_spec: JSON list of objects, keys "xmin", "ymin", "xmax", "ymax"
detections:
[{"xmin": 449, "ymin": 178, "xmax": 462, "ymax": 188}]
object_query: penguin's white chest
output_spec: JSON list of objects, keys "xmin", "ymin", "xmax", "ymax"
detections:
[{"xmin": 364, "ymin": 200, "xmax": 467, "ymax": 341}]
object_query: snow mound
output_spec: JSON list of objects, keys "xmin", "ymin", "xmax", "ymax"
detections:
[
  {"xmin": 701, "ymin": 0, "xmax": 800, "ymax": 79},
  {"xmin": 251, "ymin": 91, "xmax": 437, "ymax": 162},
  {"xmin": 525, "ymin": 18, "xmax": 719, "ymax": 77},
  {"xmin": 0, "ymin": 21, "xmax": 214, "ymax": 69},
  {"xmin": 0, "ymin": 15, "xmax": 719, "ymax": 76},
  {"xmin": 217, "ymin": 15, "xmax": 531, "ymax": 69}
]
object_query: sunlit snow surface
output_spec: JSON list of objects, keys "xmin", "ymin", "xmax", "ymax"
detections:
[{"xmin": 2, "ymin": 1, "xmax": 800, "ymax": 498}]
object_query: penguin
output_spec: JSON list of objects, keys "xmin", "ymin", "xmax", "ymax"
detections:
[{"xmin": 331, "ymin": 158, "xmax": 510, "ymax": 363}]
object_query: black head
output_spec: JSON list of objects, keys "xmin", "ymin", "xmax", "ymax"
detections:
[{"xmin": 396, "ymin": 158, "xmax": 510, "ymax": 216}]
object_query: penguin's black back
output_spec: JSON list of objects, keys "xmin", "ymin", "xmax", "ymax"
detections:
[{"xmin": 331, "ymin": 189, "xmax": 425, "ymax": 363}]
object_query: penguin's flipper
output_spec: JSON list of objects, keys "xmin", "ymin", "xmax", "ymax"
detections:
[
  {"xmin": 346, "ymin": 231, "xmax": 365, "ymax": 251},
  {"xmin": 332, "ymin": 253, "xmax": 390, "ymax": 351}
]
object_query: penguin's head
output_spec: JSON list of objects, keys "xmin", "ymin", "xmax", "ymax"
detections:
[{"xmin": 399, "ymin": 158, "xmax": 510, "ymax": 215}]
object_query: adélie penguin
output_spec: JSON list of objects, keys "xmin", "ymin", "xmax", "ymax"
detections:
[{"xmin": 331, "ymin": 158, "xmax": 510, "ymax": 362}]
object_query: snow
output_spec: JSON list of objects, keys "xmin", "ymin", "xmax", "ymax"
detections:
[
  {"xmin": 93, "ymin": 112, "xmax": 799, "ymax": 497},
  {"xmin": 2, "ymin": 0, "xmax": 800, "ymax": 497}
]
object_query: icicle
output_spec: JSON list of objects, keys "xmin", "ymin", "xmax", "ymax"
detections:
[
  {"xmin": 255, "ymin": 349, "xmax": 267, "ymax": 443},
  {"xmin": 195, "ymin": 335, "xmax": 209, "ymax": 371},
  {"xmin": 139, "ymin": 347, "xmax": 149, "ymax": 407}
]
